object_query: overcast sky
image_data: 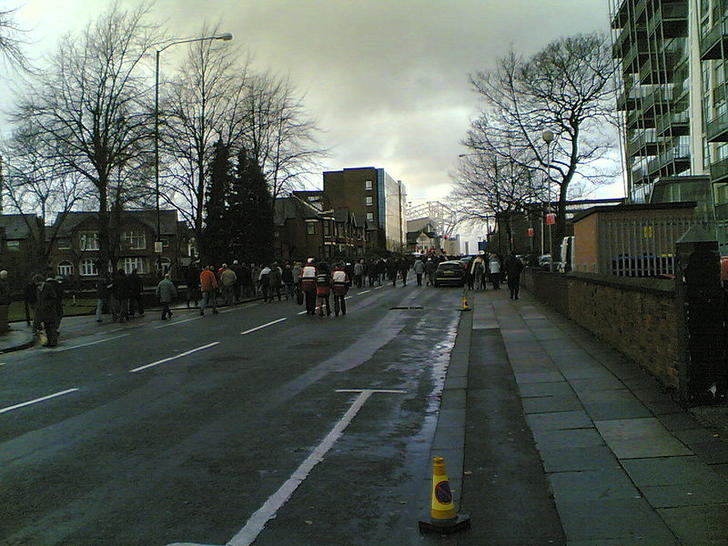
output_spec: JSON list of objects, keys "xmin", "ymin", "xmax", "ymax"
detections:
[{"xmin": 3, "ymin": 0, "xmax": 618, "ymax": 208}]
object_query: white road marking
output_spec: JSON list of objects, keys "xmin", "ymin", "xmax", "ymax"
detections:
[
  {"xmin": 227, "ymin": 390, "xmax": 375, "ymax": 546},
  {"xmin": 297, "ymin": 310, "xmax": 307, "ymax": 315},
  {"xmin": 153, "ymin": 316, "xmax": 201, "ymax": 329},
  {"xmin": 374, "ymin": 285, "xmax": 384, "ymax": 290},
  {"xmin": 130, "ymin": 342, "xmax": 220, "ymax": 373},
  {"xmin": 240, "ymin": 318, "xmax": 287, "ymax": 335},
  {"xmin": 359, "ymin": 290, "xmax": 371, "ymax": 294},
  {"xmin": 336, "ymin": 388, "xmax": 407, "ymax": 394},
  {"xmin": 54, "ymin": 334, "xmax": 129, "ymax": 353},
  {"xmin": 0, "ymin": 388, "xmax": 79, "ymax": 415}
]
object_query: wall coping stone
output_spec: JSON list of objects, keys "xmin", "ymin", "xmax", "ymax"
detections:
[{"xmin": 526, "ymin": 268, "xmax": 675, "ymax": 296}]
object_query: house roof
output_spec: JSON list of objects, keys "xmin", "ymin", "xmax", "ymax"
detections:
[
  {"xmin": 0, "ymin": 214, "xmax": 40, "ymax": 240},
  {"xmin": 52, "ymin": 210, "xmax": 180, "ymax": 236}
]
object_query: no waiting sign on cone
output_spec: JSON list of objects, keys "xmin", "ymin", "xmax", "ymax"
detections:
[{"xmin": 419, "ymin": 456, "xmax": 471, "ymax": 534}]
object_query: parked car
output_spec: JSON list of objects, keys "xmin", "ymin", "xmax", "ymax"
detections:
[{"xmin": 434, "ymin": 260, "xmax": 466, "ymax": 287}]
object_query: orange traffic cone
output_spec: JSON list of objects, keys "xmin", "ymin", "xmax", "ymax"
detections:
[
  {"xmin": 460, "ymin": 296, "xmax": 471, "ymax": 312},
  {"xmin": 419, "ymin": 456, "xmax": 471, "ymax": 534}
]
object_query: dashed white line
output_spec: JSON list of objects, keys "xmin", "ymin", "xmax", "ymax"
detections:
[
  {"xmin": 54, "ymin": 334, "xmax": 130, "ymax": 352},
  {"xmin": 0, "ymin": 388, "xmax": 79, "ymax": 414},
  {"xmin": 374, "ymin": 285, "xmax": 384, "ymax": 290},
  {"xmin": 297, "ymin": 310, "xmax": 308, "ymax": 315},
  {"xmin": 153, "ymin": 316, "xmax": 201, "ymax": 329},
  {"xmin": 359, "ymin": 290, "xmax": 371, "ymax": 294},
  {"xmin": 241, "ymin": 318, "xmax": 287, "ymax": 335},
  {"xmin": 130, "ymin": 342, "xmax": 220, "ymax": 373}
]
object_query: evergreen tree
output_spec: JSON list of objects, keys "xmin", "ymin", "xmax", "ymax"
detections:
[
  {"xmin": 202, "ymin": 140, "xmax": 232, "ymax": 265},
  {"xmin": 229, "ymin": 147, "xmax": 274, "ymax": 264}
]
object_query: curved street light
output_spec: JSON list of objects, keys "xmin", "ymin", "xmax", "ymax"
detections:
[{"xmin": 154, "ymin": 33, "xmax": 233, "ymax": 274}]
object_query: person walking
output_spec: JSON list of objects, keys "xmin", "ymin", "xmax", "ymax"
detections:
[
  {"xmin": 315, "ymin": 263, "xmax": 332, "ymax": 316},
  {"xmin": 489, "ymin": 253, "xmax": 502, "ymax": 290},
  {"xmin": 128, "ymin": 269, "xmax": 144, "ymax": 318},
  {"xmin": 156, "ymin": 272, "xmax": 177, "ymax": 320},
  {"xmin": 424, "ymin": 257, "xmax": 436, "ymax": 287},
  {"xmin": 231, "ymin": 260, "xmax": 244, "ymax": 302},
  {"xmin": 24, "ymin": 273, "xmax": 41, "ymax": 327},
  {"xmin": 504, "ymin": 252, "xmax": 525, "ymax": 300},
  {"xmin": 220, "ymin": 263, "xmax": 237, "ymax": 306},
  {"xmin": 111, "ymin": 269, "xmax": 130, "ymax": 323},
  {"xmin": 282, "ymin": 263, "xmax": 295, "ymax": 300},
  {"xmin": 199, "ymin": 265, "xmax": 219, "ymax": 316},
  {"xmin": 185, "ymin": 265, "xmax": 201, "ymax": 308},
  {"xmin": 300, "ymin": 258, "xmax": 317, "ymax": 315},
  {"xmin": 269, "ymin": 263, "xmax": 283, "ymax": 302},
  {"xmin": 95, "ymin": 273, "xmax": 111, "ymax": 323},
  {"xmin": 258, "ymin": 264, "xmax": 272, "ymax": 302},
  {"xmin": 240, "ymin": 262, "xmax": 253, "ymax": 297},
  {"xmin": 353, "ymin": 259, "xmax": 364, "ymax": 289},
  {"xmin": 413, "ymin": 257, "xmax": 425, "ymax": 286},
  {"xmin": 387, "ymin": 258, "xmax": 399, "ymax": 287},
  {"xmin": 472, "ymin": 257, "xmax": 485, "ymax": 290},
  {"xmin": 331, "ymin": 263, "xmax": 350, "ymax": 316},
  {"xmin": 36, "ymin": 269, "xmax": 63, "ymax": 347},
  {"xmin": 399, "ymin": 257, "xmax": 410, "ymax": 287}
]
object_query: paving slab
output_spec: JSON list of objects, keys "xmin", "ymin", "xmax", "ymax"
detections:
[
  {"xmin": 514, "ymin": 371, "xmax": 565, "ymax": 384},
  {"xmin": 621, "ymin": 456, "xmax": 722, "ymax": 486},
  {"xmin": 548, "ymin": 467, "xmax": 641, "ymax": 502},
  {"xmin": 582, "ymin": 399, "xmax": 653, "ymax": 421},
  {"xmin": 522, "ymin": 394, "xmax": 584, "ymax": 414},
  {"xmin": 518, "ymin": 381, "xmax": 574, "ymax": 398},
  {"xmin": 657, "ymin": 504, "xmax": 728, "ymax": 544},
  {"xmin": 531, "ymin": 427, "xmax": 605, "ymax": 451},
  {"xmin": 538, "ymin": 445, "xmax": 621, "ymax": 473},
  {"xmin": 525, "ymin": 410, "xmax": 594, "ymax": 432}
]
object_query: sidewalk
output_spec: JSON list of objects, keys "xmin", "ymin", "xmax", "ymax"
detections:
[{"xmin": 429, "ymin": 287, "xmax": 728, "ymax": 545}]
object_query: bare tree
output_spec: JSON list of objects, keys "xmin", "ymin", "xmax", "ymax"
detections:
[
  {"xmin": 12, "ymin": 2, "xmax": 159, "ymax": 270},
  {"xmin": 244, "ymin": 72, "xmax": 326, "ymax": 203},
  {"xmin": 2, "ymin": 123, "xmax": 90, "ymax": 266},
  {"xmin": 0, "ymin": 6, "xmax": 30, "ymax": 71},
  {"xmin": 159, "ymin": 27, "xmax": 251, "ymax": 248},
  {"xmin": 452, "ymin": 149, "xmax": 547, "ymax": 253},
  {"xmin": 464, "ymin": 33, "xmax": 617, "ymax": 255}
]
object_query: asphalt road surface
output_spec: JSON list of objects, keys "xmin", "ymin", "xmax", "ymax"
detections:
[{"xmin": 1, "ymin": 280, "xmax": 464, "ymax": 545}]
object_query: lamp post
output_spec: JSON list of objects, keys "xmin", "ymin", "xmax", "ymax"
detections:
[
  {"xmin": 541, "ymin": 130, "xmax": 555, "ymax": 271},
  {"xmin": 154, "ymin": 32, "xmax": 233, "ymax": 274}
]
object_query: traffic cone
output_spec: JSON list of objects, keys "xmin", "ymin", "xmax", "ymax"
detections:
[
  {"xmin": 419, "ymin": 456, "xmax": 471, "ymax": 535},
  {"xmin": 460, "ymin": 296, "xmax": 471, "ymax": 311}
]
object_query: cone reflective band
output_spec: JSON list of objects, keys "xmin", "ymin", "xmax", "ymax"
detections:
[
  {"xmin": 545, "ymin": 213, "xmax": 556, "ymax": 225},
  {"xmin": 430, "ymin": 457, "xmax": 456, "ymax": 520}
]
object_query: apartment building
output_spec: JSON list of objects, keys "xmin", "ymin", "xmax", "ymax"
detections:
[
  {"xmin": 610, "ymin": 0, "xmax": 728, "ymax": 253},
  {"xmin": 323, "ymin": 167, "xmax": 407, "ymax": 252}
]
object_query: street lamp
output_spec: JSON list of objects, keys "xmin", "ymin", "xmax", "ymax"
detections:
[
  {"xmin": 542, "ymin": 130, "xmax": 555, "ymax": 271},
  {"xmin": 154, "ymin": 32, "xmax": 233, "ymax": 274}
]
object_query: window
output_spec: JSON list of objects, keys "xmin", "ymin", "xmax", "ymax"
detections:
[
  {"xmin": 58, "ymin": 261, "xmax": 73, "ymax": 277},
  {"xmin": 365, "ymin": 196, "xmax": 373, "ymax": 206},
  {"xmin": 121, "ymin": 256, "xmax": 148, "ymax": 274},
  {"xmin": 306, "ymin": 222, "xmax": 316, "ymax": 235},
  {"xmin": 79, "ymin": 231, "xmax": 99, "ymax": 251},
  {"xmin": 365, "ymin": 180, "xmax": 373, "ymax": 190},
  {"xmin": 57, "ymin": 239, "xmax": 71, "ymax": 250},
  {"xmin": 123, "ymin": 230, "xmax": 146, "ymax": 250},
  {"xmin": 5, "ymin": 240, "xmax": 20, "ymax": 251},
  {"xmin": 323, "ymin": 222, "xmax": 331, "ymax": 236},
  {"xmin": 367, "ymin": 212, "xmax": 374, "ymax": 222},
  {"xmin": 80, "ymin": 259, "xmax": 98, "ymax": 276}
]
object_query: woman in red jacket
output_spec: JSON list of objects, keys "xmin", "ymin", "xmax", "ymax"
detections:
[{"xmin": 315, "ymin": 263, "xmax": 332, "ymax": 317}]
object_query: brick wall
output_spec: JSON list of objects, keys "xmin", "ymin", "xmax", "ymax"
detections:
[{"xmin": 523, "ymin": 269, "xmax": 682, "ymax": 391}]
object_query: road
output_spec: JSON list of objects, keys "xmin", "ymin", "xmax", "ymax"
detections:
[{"xmin": 1, "ymin": 281, "xmax": 464, "ymax": 545}]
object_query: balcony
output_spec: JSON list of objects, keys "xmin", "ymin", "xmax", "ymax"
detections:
[
  {"xmin": 616, "ymin": 89, "xmax": 641, "ymax": 111},
  {"xmin": 701, "ymin": 17, "xmax": 728, "ymax": 60},
  {"xmin": 647, "ymin": 2, "xmax": 688, "ymax": 38},
  {"xmin": 638, "ymin": 52, "xmax": 683, "ymax": 84},
  {"xmin": 627, "ymin": 133, "xmax": 659, "ymax": 157},
  {"xmin": 710, "ymin": 156, "xmax": 728, "ymax": 183},
  {"xmin": 621, "ymin": 39, "xmax": 650, "ymax": 73},
  {"xmin": 611, "ymin": 0, "xmax": 630, "ymax": 29},
  {"xmin": 655, "ymin": 109, "xmax": 690, "ymax": 137},
  {"xmin": 707, "ymin": 111, "xmax": 728, "ymax": 142},
  {"xmin": 641, "ymin": 88, "xmax": 673, "ymax": 115},
  {"xmin": 657, "ymin": 145, "xmax": 691, "ymax": 175}
]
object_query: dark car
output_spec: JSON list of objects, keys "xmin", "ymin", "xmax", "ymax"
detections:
[{"xmin": 434, "ymin": 260, "xmax": 466, "ymax": 287}]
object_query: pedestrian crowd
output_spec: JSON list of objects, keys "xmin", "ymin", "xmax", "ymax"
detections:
[{"xmin": 462, "ymin": 251, "xmax": 525, "ymax": 300}]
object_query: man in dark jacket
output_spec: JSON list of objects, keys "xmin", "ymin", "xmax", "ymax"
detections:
[
  {"xmin": 185, "ymin": 266, "xmax": 200, "ymax": 308},
  {"xmin": 111, "ymin": 269, "xmax": 130, "ymax": 323},
  {"xmin": 128, "ymin": 269, "xmax": 144, "ymax": 318},
  {"xmin": 95, "ymin": 273, "xmax": 111, "ymax": 323},
  {"xmin": 504, "ymin": 252, "xmax": 525, "ymax": 300},
  {"xmin": 36, "ymin": 270, "xmax": 63, "ymax": 347}
]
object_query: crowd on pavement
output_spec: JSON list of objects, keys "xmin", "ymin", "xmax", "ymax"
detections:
[{"xmin": 19, "ymin": 251, "xmax": 526, "ymax": 347}]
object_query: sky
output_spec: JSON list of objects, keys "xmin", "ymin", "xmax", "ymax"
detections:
[{"xmin": 2, "ymin": 0, "xmax": 620, "ymax": 238}]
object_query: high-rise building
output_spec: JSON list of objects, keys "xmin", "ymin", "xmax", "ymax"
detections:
[
  {"xmin": 323, "ymin": 167, "xmax": 407, "ymax": 251},
  {"xmin": 610, "ymin": 0, "xmax": 728, "ymax": 253}
]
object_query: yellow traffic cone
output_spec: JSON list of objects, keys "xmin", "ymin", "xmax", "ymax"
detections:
[
  {"xmin": 460, "ymin": 296, "xmax": 471, "ymax": 311},
  {"xmin": 419, "ymin": 456, "xmax": 471, "ymax": 534}
]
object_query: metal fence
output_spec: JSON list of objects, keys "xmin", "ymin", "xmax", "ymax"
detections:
[{"xmin": 598, "ymin": 217, "xmax": 697, "ymax": 277}]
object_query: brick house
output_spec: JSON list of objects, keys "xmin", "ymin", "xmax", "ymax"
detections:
[{"xmin": 49, "ymin": 210, "xmax": 191, "ymax": 286}]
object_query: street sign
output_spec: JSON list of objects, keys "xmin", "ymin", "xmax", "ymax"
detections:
[
  {"xmin": 527, "ymin": 227, "xmax": 535, "ymax": 237},
  {"xmin": 545, "ymin": 213, "xmax": 556, "ymax": 226},
  {"xmin": 477, "ymin": 241, "xmax": 487, "ymax": 251},
  {"xmin": 154, "ymin": 241, "xmax": 163, "ymax": 253}
]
